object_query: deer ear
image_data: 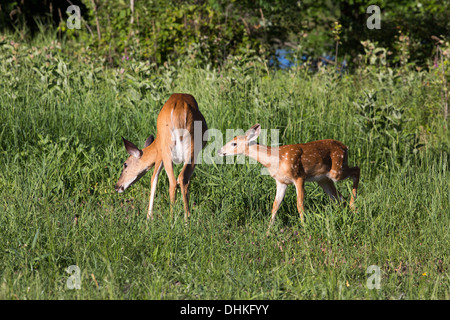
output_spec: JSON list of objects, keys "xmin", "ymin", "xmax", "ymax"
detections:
[
  {"xmin": 122, "ymin": 137, "xmax": 143, "ymax": 158},
  {"xmin": 144, "ymin": 135, "xmax": 155, "ymax": 148},
  {"xmin": 245, "ymin": 124, "xmax": 261, "ymax": 142}
]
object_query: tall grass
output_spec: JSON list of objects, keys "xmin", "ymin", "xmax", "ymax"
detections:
[{"xmin": 0, "ymin": 35, "xmax": 448, "ymax": 299}]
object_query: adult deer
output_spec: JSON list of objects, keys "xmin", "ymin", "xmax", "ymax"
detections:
[
  {"xmin": 115, "ymin": 93, "xmax": 208, "ymax": 220},
  {"xmin": 217, "ymin": 124, "xmax": 360, "ymax": 231}
]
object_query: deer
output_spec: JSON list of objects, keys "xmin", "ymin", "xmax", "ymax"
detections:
[
  {"xmin": 115, "ymin": 93, "xmax": 208, "ymax": 221},
  {"xmin": 217, "ymin": 124, "xmax": 360, "ymax": 232}
]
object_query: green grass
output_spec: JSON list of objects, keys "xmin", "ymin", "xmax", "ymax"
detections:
[{"xmin": 0, "ymin": 36, "xmax": 449, "ymax": 300}]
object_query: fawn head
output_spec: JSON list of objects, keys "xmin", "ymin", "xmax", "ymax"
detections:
[
  {"xmin": 115, "ymin": 135, "xmax": 155, "ymax": 193},
  {"xmin": 218, "ymin": 123, "xmax": 261, "ymax": 156}
]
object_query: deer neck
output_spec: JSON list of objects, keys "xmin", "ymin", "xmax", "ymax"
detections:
[
  {"xmin": 246, "ymin": 143, "xmax": 278, "ymax": 168},
  {"xmin": 141, "ymin": 139, "xmax": 161, "ymax": 168}
]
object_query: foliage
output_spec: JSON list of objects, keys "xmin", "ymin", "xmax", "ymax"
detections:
[
  {"xmin": 353, "ymin": 90, "xmax": 423, "ymax": 169},
  {"xmin": 1, "ymin": 0, "xmax": 448, "ymax": 69}
]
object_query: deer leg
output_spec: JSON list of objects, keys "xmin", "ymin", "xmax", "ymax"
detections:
[
  {"xmin": 316, "ymin": 178, "xmax": 343, "ymax": 202},
  {"xmin": 294, "ymin": 177, "xmax": 305, "ymax": 222},
  {"xmin": 267, "ymin": 181, "xmax": 288, "ymax": 233},
  {"xmin": 162, "ymin": 157, "xmax": 177, "ymax": 214},
  {"xmin": 147, "ymin": 161, "xmax": 163, "ymax": 220},
  {"xmin": 348, "ymin": 166, "xmax": 360, "ymax": 210},
  {"xmin": 328, "ymin": 166, "xmax": 360, "ymax": 210},
  {"xmin": 178, "ymin": 162, "xmax": 195, "ymax": 221}
]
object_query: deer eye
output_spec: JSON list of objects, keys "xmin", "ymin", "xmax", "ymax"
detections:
[
  {"xmin": 123, "ymin": 163, "xmax": 128, "ymax": 169},
  {"xmin": 231, "ymin": 142, "xmax": 237, "ymax": 147}
]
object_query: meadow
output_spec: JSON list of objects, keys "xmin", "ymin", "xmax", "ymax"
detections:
[{"xmin": 0, "ymin": 35, "xmax": 448, "ymax": 300}]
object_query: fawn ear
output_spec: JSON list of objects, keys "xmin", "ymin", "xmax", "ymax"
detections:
[
  {"xmin": 122, "ymin": 137, "xmax": 143, "ymax": 159},
  {"xmin": 144, "ymin": 135, "xmax": 155, "ymax": 148},
  {"xmin": 245, "ymin": 124, "xmax": 261, "ymax": 142}
]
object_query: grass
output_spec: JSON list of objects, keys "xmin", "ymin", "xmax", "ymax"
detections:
[{"xmin": 0, "ymin": 35, "xmax": 449, "ymax": 300}]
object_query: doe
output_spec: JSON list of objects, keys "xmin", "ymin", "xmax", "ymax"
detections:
[{"xmin": 115, "ymin": 93, "xmax": 208, "ymax": 220}]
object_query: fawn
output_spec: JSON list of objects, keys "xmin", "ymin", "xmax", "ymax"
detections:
[
  {"xmin": 115, "ymin": 93, "xmax": 208, "ymax": 220},
  {"xmin": 218, "ymin": 124, "xmax": 360, "ymax": 231}
]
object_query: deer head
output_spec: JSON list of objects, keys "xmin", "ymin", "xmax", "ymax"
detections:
[
  {"xmin": 115, "ymin": 135, "xmax": 155, "ymax": 193},
  {"xmin": 217, "ymin": 124, "xmax": 261, "ymax": 156}
]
